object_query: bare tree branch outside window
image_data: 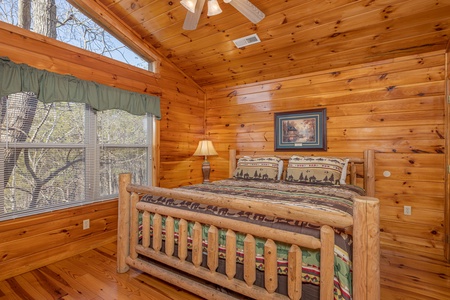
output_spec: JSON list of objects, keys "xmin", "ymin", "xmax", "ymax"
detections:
[
  {"xmin": 0, "ymin": 0, "xmax": 151, "ymax": 217},
  {"xmin": 0, "ymin": 0, "xmax": 149, "ymax": 69}
]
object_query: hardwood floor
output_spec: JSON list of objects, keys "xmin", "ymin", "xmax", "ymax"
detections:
[
  {"xmin": 2, "ymin": 241, "xmax": 449, "ymax": 299},
  {"xmin": 0, "ymin": 242, "xmax": 202, "ymax": 300}
]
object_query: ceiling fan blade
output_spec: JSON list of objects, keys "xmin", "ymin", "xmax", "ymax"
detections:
[
  {"xmin": 183, "ymin": 0, "xmax": 206, "ymax": 30},
  {"xmin": 228, "ymin": 0, "xmax": 265, "ymax": 24}
]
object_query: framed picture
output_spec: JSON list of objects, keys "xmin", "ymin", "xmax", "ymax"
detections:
[{"xmin": 274, "ymin": 108, "xmax": 327, "ymax": 151}]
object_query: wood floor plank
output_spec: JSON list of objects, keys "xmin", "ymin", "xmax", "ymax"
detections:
[
  {"xmin": 49, "ymin": 259, "xmax": 100, "ymax": 299},
  {"xmin": 5, "ymin": 276, "xmax": 47, "ymax": 300},
  {"xmin": 75, "ymin": 273, "xmax": 131, "ymax": 300},
  {"xmin": 74, "ymin": 249, "xmax": 197, "ymax": 300},
  {"xmin": 67, "ymin": 255, "xmax": 145, "ymax": 299},
  {"xmin": 38, "ymin": 265, "xmax": 93, "ymax": 300},
  {"xmin": 124, "ymin": 268, "xmax": 199, "ymax": 300},
  {"xmin": 0, "ymin": 242, "xmax": 201, "ymax": 300},
  {"xmin": 84, "ymin": 245, "xmax": 202, "ymax": 299},
  {"xmin": 21, "ymin": 270, "xmax": 69, "ymax": 299},
  {"xmin": 0, "ymin": 280, "xmax": 22, "ymax": 300}
]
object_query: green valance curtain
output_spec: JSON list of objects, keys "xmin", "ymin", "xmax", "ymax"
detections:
[{"xmin": 0, "ymin": 57, "xmax": 161, "ymax": 119}]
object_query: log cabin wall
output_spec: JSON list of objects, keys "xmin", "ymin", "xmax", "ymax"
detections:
[
  {"xmin": 0, "ymin": 200, "xmax": 118, "ymax": 281},
  {"xmin": 204, "ymin": 49, "xmax": 450, "ymax": 299},
  {"xmin": 0, "ymin": 22, "xmax": 205, "ymax": 280}
]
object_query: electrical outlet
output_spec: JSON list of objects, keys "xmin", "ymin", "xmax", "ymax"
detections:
[
  {"xmin": 83, "ymin": 219, "xmax": 90, "ymax": 230},
  {"xmin": 403, "ymin": 206, "xmax": 412, "ymax": 216}
]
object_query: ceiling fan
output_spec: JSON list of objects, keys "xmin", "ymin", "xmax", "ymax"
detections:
[{"xmin": 180, "ymin": 0, "xmax": 265, "ymax": 30}]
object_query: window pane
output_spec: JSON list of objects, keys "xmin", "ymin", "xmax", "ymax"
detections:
[
  {"xmin": 99, "ymin": 147, "xmax": 147, "ymax": 196},
  {"xmin": 97, "ymin": 109, "xmax": 147, "ymax": 144},
  {"xmin": 0, "ymin": 0, "xmax": 151, "ymax": 70},
  {"xmin": 97, "ymin": 110, "xmax": 149, "ymax": 197},
  {"xmin": 1, "ymin": 94, "xmax": 152, "ymax": 220},
  {"xmin": 2, "ymin": 95, "xmax": 86, "ymax": 219},
  {"xmin": 2, "ymin": 93, "xmax": 85, "ymax": 144},
  {"xmin": 32, "ymin": 102, "xmax": 85, "ymax": 144},
  {"xmin": 4, "ymin": 148, "xmax": 85, "ymax": 214}
]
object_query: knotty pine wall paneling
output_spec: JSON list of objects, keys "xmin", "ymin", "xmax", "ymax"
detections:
[
  {"xmin": 0, "ymin": 201, "xmax": 118, "ymax": 282},
  {"xmin": 156, "ymin": 61, "xmax": 206, "ymax": 188},
  {"xmin": 0, "ymin": 22, "xmax": 205, "ymax": 280},
  {"xmin": 204, "ymin": 50, "xmax": 450, "ymax": 299}
]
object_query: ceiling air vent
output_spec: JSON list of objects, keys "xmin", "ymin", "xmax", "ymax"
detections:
[{"xmin": 233, "ymin": 34, "xmax": 261, "ymax": 48}]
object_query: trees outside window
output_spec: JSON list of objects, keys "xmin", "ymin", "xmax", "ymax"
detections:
[
  {"xmin": 1, "ymin": 95, "xmax": 152, "ymax": 220},
  {"xmin": 0, "ymin": 1, "xmax": 154, "ymax": 219},
  {"xmin": 1, "ymin": 0, "xmax": 149, "ymax": 69}
]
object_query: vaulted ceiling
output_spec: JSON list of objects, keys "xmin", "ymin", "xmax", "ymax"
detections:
[{"xmin": 69, "ymin": 0, "xmax": 450, "ymax": 88}]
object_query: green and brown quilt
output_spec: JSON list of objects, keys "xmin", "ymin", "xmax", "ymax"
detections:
[{"xmin": 140, "ymin": 179, "xmax": 366, "ymax": 300}]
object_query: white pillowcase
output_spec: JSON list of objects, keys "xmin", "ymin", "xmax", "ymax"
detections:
[{"xmin": 340, "ymin": 158, "xmax": 349, "ymax": 184}]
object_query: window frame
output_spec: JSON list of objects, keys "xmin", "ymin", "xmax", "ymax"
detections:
[{"xmin": 0, "ymin": 101, "xmax": 153, "ymax": 221}]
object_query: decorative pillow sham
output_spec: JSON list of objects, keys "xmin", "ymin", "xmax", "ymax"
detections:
[
  {"xmin": 233, "ymin": 156, "xmax": 283, "ymax": 181},
  {"xmin": 285, "ymin": 155, "xmax": 348, "ymax": 185}
]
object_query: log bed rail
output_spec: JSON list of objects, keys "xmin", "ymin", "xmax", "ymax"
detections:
[{"xmin": 117, "ymin": 149, "xmax": 379, "ymax": 300}]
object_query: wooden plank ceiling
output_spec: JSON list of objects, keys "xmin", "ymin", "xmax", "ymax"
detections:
[{"xmin": 74, "ymin": 0, "xmax": 450, "ymax": 88}]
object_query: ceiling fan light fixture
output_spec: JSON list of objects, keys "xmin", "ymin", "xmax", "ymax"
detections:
[
  {"xmin": 207, "ymin": 0, "xmax": 222, "ymax": 16},
  {"xmin": 180, "ymin": 0, "xmax": 197, "ymax": 13}
]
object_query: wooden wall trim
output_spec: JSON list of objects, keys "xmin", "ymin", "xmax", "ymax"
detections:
[
  {"xmin": 153, "ymin": 117, "xmax": 161, "ymax": 187},
  {"xmin": 445, "ymin": 50, "xmax": 450, "ymax": 262}
]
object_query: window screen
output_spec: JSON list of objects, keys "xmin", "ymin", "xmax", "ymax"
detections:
[
  {"xmin": 97, "ymin": 109, "xmax": 151, "ymax": 197},
  {"xmin": 1, "ymin": 93, "xmax": 153, "ymax": 220}
]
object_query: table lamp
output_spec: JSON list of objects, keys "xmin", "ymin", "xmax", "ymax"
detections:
[{"xmin": 194, "ymin": 140, "xmax": 218, "ymax": 183}]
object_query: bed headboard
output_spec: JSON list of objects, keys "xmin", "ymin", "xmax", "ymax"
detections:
[{"xmin": 228, "ymin": 149, "xmax": 375, "ymax": 197}]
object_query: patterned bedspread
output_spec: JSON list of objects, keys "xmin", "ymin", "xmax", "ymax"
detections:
[{"xmin": 140, "ymin": 179, "xmax": 366, "ymax": 300}]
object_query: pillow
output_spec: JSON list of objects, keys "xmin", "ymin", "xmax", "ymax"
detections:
[
  {"xmin": 285, "ymin": 155, "xmax": 347, "ymax": 185},
  {"xmin": 340, "ymin": 158, "xmax": 350, "ymax": 184},
  {"xmin": 234, "ymin": 156, "xmax": 283, "ymax": 181}
]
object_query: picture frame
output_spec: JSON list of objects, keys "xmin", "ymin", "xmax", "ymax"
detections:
[{"xmin": 274, "ymin": 108, "xmax": 327, "ymax": 151}]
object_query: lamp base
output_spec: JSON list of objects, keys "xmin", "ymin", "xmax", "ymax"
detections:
[{"xmin": 202, "ymin": 160, "xmax": 211, "ymax": 183}]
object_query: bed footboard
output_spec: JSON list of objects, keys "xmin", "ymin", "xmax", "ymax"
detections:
[{"xmin": 117, "ymin": 172, "xmax": 380, "ymax": 300}]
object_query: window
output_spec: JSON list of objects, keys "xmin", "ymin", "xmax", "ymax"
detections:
[
  {"xmin": 97, "ymin": 109, "xmax": 152, "ymax": 197},
  {"xmin": 0, "ymin": 93, "xmax": 153, "ymax": 220},
  {"xmin": 0, "ymin": 0, "xmax": 152, "ymax": 71}
]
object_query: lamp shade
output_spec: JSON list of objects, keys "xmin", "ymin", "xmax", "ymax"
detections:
[
  {"xmin": 194, "ymin": 140, "xmax": 218, "ymax": 157},
  {"xmin": 180, "ymin": 0, "xmax": 197, "ymax": 13},
  {"xmin": 207, "ymin": 0, "xmax": 222, "ymax": 16}
]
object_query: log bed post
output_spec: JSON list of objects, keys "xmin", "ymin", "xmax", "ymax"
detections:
[
  {"xmin": 364, "ymin": 149, "xmax": 375, "ymax": 197},
  {"xmin": 229, "ymin": 149, "xmax": 237, "ymax": 177},
  {"xmin": 352, "ymin": 196, "xmax": 380, "ymax": 300},
  {"xmin": 354, "ymin": 149, "xmax": 380, "ymax": 299},
  {"xmin": 117, "ymin": 173, "xmax": 132, "ymax": 273}
]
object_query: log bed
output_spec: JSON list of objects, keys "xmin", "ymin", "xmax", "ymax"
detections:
[{"xmin": 117, "ymin": 149, "xmax": 380, "ymax": 300}]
